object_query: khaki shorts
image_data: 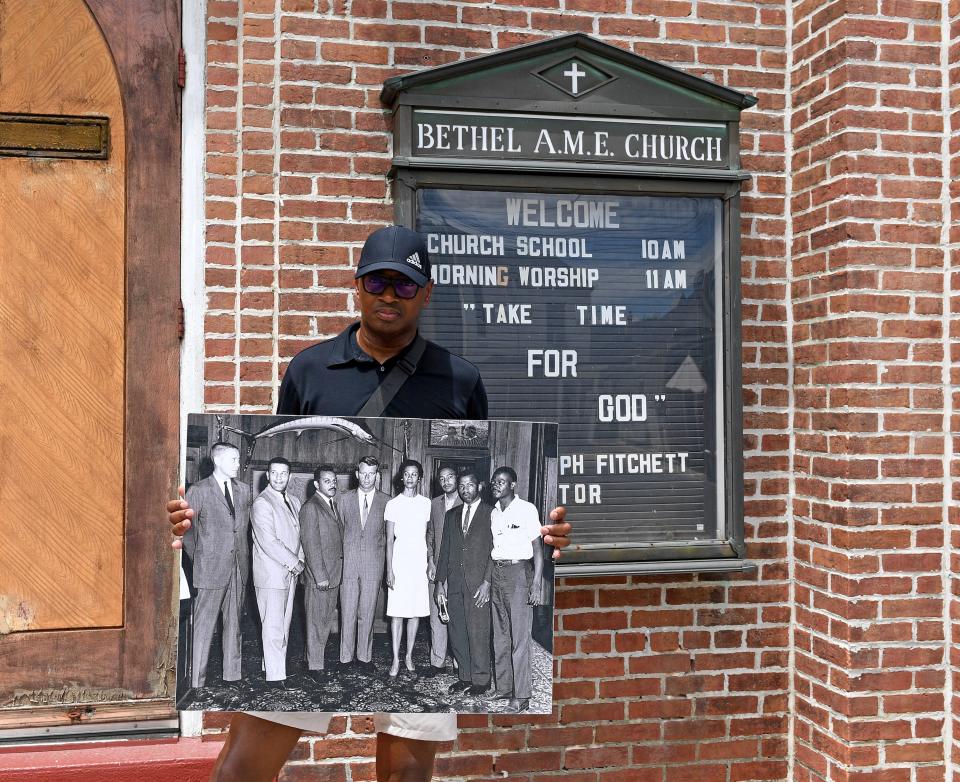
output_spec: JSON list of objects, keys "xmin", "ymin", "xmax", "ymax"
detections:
[{"xmin": 248, "ymin": 712, "xmax": 457, "ymax": 742}]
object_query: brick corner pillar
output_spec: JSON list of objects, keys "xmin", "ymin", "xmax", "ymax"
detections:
[
  {"xmin": 790, "ymin": 1, "xmax": 952, "ymax": 780},
  {"xmin": 948, "ymin": 2, "xmax": 960, "ymax": 778}
]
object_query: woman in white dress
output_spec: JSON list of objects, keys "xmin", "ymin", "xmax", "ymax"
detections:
[{"xmin": 385, "ymin": 459, "xmax": 431, "ymax": 677}]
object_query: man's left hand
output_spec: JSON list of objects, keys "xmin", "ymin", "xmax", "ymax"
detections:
[
  {"xmin": 474, "ymin": 580, "xmax": 491, "ymax": 608},
  {"xmin": 527, "ymin": 578, "xmax": 543, "ymax": 606},
  {"xmin": 541, "ymin": 506, "xmax": 571, "ymax": 560}
]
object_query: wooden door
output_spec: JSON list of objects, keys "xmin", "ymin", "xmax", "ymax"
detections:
[{"xmin": 0, "ymin": 0, "xmax": 180, "ymax": 728}]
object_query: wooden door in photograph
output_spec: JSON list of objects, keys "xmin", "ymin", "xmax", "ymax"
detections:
[{"xmin": 0, "ymin": 0, "xmax": 181, "ymax": 729}]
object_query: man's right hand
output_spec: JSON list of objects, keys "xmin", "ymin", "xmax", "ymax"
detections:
[{"xmin": 167, "ymin": 485, "xmax": 193, "ymax": 550}]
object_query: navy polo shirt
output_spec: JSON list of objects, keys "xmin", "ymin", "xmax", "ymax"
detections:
[{"xmin": 277, "ymin": 322, "xmax": 488, "ymax": 419}]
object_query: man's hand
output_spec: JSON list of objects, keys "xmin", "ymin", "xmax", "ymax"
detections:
[
  {"xmin": 435, "ymin": 581, "xmax": 447, "ymax": 606},
  {"xmin": 541, "ymin": 506, "xmax": 571, "ymax": 560},
  {"xmin": 290, "ymin": 561, "xmax": 305, "ymax": 577},
  {"xmin": 528, "ymin": 577, "xmax": 543, "ymax": 606},
  {"xmin": 387, "ymin": 568, "xmax": 395, "ymax": 589},
  {"xmin": 168, "ymin": 486, "xmax": 193, "ymax": 550},
  {"xmin": 427, "ymin": 562, "xmax": 436, "ymax": 581},
  {"xmin": 474, "ymin": 579, "xmax": 491, "ymax": 608}
]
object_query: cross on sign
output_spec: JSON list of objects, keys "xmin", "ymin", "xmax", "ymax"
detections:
[{"xmin": 563, "ymin": 61, "xmax": 586, "ymax": 95}]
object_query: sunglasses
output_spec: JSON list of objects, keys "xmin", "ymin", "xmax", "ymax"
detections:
[{"xmin": 361, "ymin": 273, "xmax": 421, "ymax": 300}]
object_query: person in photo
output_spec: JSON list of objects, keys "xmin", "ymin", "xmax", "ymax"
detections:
[
  {"xmin": 435, "ymin": 470, "xmax": 495, "ymax": 697},
  {"xmin": 385, "ymin": 459, "xmax": 432, "ymax": 677},
  {"xmin": 182, "ymin": 441, "xmax": 250, "ymax": 689},
  {"xmin": 338, "ymin": 455, "xmax": 389, "ymax": 669},
  {"xmin": 169, "ymin": 225, "xmax": 571, "ymax": 782},
  {"xmin": 298, "ymin": 464, "xmax": 343, "ymax": 678},
  {"xmin": 425, "ymin": 466, "xmax": 460, "ymax": 677},
  {"xmin": 488, "ymin": 467, "xmax": 544, "ymax": 713},
  {"xmin": 250, "ymin": 457, "xmax": 304, "ymax": 688}
]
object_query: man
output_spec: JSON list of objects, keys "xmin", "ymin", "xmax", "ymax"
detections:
[
  {"xmin": 250, "ymin": 457, "xmax": 304, "ymax": 687},
  {"xmin": 438, "ymin": 425, "xmax": 460, "ymax": 445},
  {"xmin": 169, "ymin": 225, "xmax": 571, "ymax": 782},
  {"xmin": 424, "ymin": 466, "xmax": 460, "ymax": 676},
  {"xmin": 299, "ymin": 463, "xmax": 343, "ymax": 676},
  {"xmin": 182, "ymin": 441, "xmax": 250, "ymax": 689},
  {"xmin": 435, "ymin": 470, "xmax": 494, "ymax": 696},
  {"xmin": 338, "ymin": 455, "xmax": 390, "ymax": 668},
  {"xmin": 488, "ymin": 467, "xmax": 544, "ymax": 713}
]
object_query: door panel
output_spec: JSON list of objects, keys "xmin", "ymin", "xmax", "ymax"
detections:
[
  {"xmin": 0, "ymin": 0, "xmax": 180, "ymax": 727},
  {"xmin": 0, "ymin": 0, "xmax": 125, "ymax": 630}
]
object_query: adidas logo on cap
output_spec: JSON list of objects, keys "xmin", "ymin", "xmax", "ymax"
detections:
[{"xmin": 405, "ymin": 252, "xmax": 423, "ymax": 270}]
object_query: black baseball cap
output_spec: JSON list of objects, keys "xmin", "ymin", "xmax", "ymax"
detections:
[{"xmin": 355, "ymin": 226, "xmax": 431, "ymax": 287}]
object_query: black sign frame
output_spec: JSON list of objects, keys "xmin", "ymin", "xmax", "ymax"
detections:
[{"xmin": 382, "ymin": 34, "xmax": 756, "ymax": 576}]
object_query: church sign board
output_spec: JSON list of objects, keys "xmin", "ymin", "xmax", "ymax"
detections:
[{"xmin": 382, "ymin": 34, "xmax": 757, "ymax": 575}]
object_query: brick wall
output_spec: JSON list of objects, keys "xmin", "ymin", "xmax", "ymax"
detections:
[
  {"xmin": 193, "ymin": 1, "xmax": 955, "ymax": 780},
  {"xmin": 790, "ymin": 0, "xmax": 955, "ymax": 780},
  {"xmin": 949, "ymin": 3, "xmax": 960, "ymax": 780}
]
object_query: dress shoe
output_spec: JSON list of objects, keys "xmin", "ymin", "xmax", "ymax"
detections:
[
  {"xmin": 267, "ymin": 679, "xmax": 291, "ymax": 691},
  {"xmin": 422, "ymin": 665, "xmax": 445, "ymax": 678},
  {"xmin": 467, "ymin": 684, "xmax": 490, "ymax": 696},
  {"xmin": 448, "ymin": 680, "xmax": 471, "ymax": 693},
  {"xmin": 508, "ymin": 698, "xmax": 530, "ymax": 713},
  {"xmin": 307, "ymin": 669, "xmax": 326, "ymax": 684},
  {"xmin": 489, "ymin": 690, "xmax": 513, "ymax": 701}
]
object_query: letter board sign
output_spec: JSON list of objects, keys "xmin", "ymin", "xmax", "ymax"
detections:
[{"xmin": 384, "ymin": 34, "xmax": 757, "ymax": 572}]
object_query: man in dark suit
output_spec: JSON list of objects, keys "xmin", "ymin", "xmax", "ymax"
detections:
[
  {"xmin": 182, "ymin": 441, "xmax": 251, "ymax": 689},
  {"xmin": 299, "ymin": 464, "xmax": 344, "ymax": 676},
  {"xmin": 425, "ymin": 466, "xmax": 460, "ymax": 677},
  {"xmin": 435, "ymin": 470, "xmax": 494, "ymax": 696},
  {"xmin": 338, "ymin": 455, "xmax": 390, "ymax": 668}
]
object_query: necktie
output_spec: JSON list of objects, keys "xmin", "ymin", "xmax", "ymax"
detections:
[
  {"xmin": 282, "ymin": 492, "xmax": 295, "ymax": 517},
  {"xmin": 462, "ymin": 503, "xmax": 474, "ymax": 535},
  {"xmin": 224, "ymin": 481, "xmax": 235, "ymax": 517},
  {"xmin": 361, "ymin": 493, "xmax": 369, "ymax": 528}
]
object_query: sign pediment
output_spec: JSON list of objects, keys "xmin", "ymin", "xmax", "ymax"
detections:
[{"xmin": 381, "ymin": 33, "xmax": 756, "ymax": 122}]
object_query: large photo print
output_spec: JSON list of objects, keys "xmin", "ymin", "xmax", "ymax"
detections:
[{"xmin": 176, "ymin": 414, "xmax": 558, "ymax": 715}]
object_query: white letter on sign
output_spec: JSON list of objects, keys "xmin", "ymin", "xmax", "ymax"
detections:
[
  {"xmin": 417, "ymin": 123, "xmax": 434, "ymax": 150},
  {"xmin": 528, "ymin": 349, "xmax": 578, "ymax": 377},
  {"xmin": 598, "ymin": 394, "xmax": 648, "ymax": 422}
]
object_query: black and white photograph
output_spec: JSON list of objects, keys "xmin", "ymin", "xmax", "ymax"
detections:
[{"xmin": 176, "ymin": 414, "xmax": 558, "ymax": 716}]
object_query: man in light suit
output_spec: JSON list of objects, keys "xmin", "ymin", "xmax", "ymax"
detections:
[
  {"xmin": 424, "ymin": 466, "xmax": 460, "ymax": 677},
  {"xmin": 182, "ymin": 441, "xmax": 251, "ymax": 689},
  {"xmin": 338, "ymin": 455, "xmax": 389, "ymax": 668},
  {"xmin": 251, "ymin": 457, "xmax": 304, "ymax": 686},
  {"xmin": 436, "ymin": 470, "xmax": 495, "ymax": 696},
  {"xmin": 299, "ymin": 463, "xmax": 343, "ymax": 677}
]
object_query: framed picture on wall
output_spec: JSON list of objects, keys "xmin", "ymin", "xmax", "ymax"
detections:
[{"xmin": 428, "ymin": 419, "xmax": 490, "ymax": 448}]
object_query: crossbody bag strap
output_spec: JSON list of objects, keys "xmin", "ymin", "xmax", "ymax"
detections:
[{"xmin": 356, "ymin": 334, "xmax": 427, "ymax": 417}]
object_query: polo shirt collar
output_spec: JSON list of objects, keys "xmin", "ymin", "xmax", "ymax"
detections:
[{"xmin": 326, "ymin": 322, "xmax": 422, "ymax": 369}]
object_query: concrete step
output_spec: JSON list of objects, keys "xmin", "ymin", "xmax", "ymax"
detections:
[{"xmin": 0, "ymin": 737, "xmax": 222, "ymax": 781}]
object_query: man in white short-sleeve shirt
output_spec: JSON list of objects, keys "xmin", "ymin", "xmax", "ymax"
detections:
[{"xmin": 488, "ymin": 466, "xmax": 544, "ymax": 713}]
